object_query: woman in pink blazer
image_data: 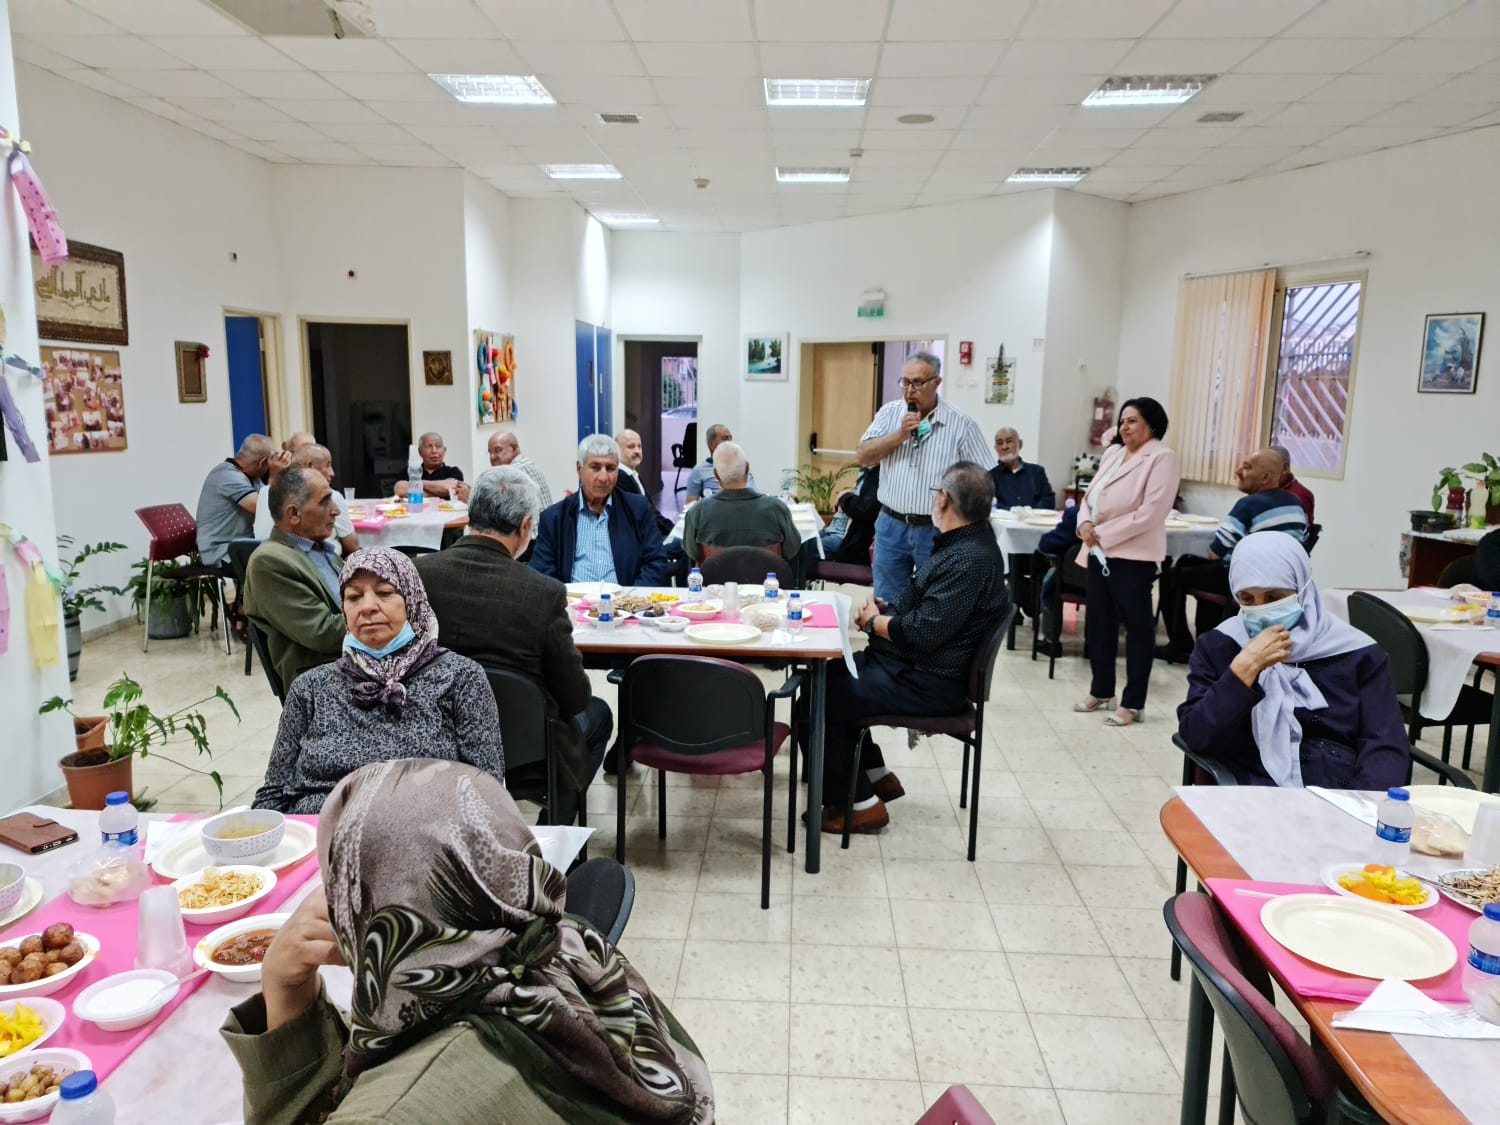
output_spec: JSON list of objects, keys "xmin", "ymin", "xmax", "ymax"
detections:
[{"xmin": 1074, "ymin": 397, "xmax": 1181, "ymax": 726}]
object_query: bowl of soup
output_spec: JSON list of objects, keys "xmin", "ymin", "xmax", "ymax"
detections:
[
  {"xmin": 200, "ymin": 810, "xmax": 285, "ymax": 866},
  {"xmin": 194, "ymin": 914, "xmax": 290, "ymax": 984}
]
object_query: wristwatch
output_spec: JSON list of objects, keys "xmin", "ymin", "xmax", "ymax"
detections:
[{"xmin": 862, "ymin": 617, "xmax": 877, "ymax": 638}]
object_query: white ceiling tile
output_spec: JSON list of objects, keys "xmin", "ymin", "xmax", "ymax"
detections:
[
  {"xmin": 1234, "ymin": 38, "xmax": 1391, "ymax": 74},
  {"xmin": 666, "ymin": 105, "xmax": 769, "ymax": 130},
  {"xmin": 1222, "ymin": 124, "xmax": 1342, "ymax": 147},
  {"xmin": 870, "ymin": 77, "xmax": 986, "ymax": 106},
  {"xmin": 1045, "ymin": 127, "xmax": 1144, "ymax": 148},
  {"xmin": 325, "ymin": 72, "xmax": 449, "ymax": 100},
  {"xmin": 877, "ymin": 42, "xmax": 1006, "ymax": 78},
  {"xmin": 1418, "ymin": 1, "xmax": 1500, "ymax": 39},
  {"xmin": 758, "ymin": 41, "xmax": 879, "ymax": 77},
  {"xmin": 53, "ymin": 68, "xmax": 147, "ymax": 99},
  {"xmin": 558, "ymin": 103, "xmax": 658, "ymax": 126},
  {"xmin": 474, "ymin": 0, "xmax": 624, "ymax": 40},
  {"xmin": 961, "ymin": 105, "xmax": 1075, "ymax": 130},
  {"xmin": 1112, "ymin": 37, "xmax": 1266, "ymax": 73},
  {"xmin": 350, "ymin": 143, "xmax": 453, "ymax": 165},
  {"xmin": 850, "ymin": 147, "xmax": 951, "ymax": 167},
  {"xmin": 1360, "ymin": 39, "xmax": 1500, "ymax": 73},
  {"xmin": 616, "ymin": 0, "xmax": 753, "ymax": 42},
  {"xmin": 225, "ymin": 138, "xmax": 293, "ymax": 162},
  {"xmin": 369, "ymin": 0, "xmax": 503, "ymax": 39},
  {"xmin": 540, "ymin": 75, "xmax": 659, "ymax": 104},
  {"xmin": 166, "ymin": 98, "xmax": 292, "ymax": 123},
  {"xmin": 1067, "ymin": 105, "xmax": 1179, "ymax": 129},
  {"xmin": 859, "ymin": 128, "xmax": 957, "ymax": 150},
  {"xmin": 11, "ymin": 37, "xmax": 88, "ymax": 71},
  {"xmin": 271, "ymin": 140, "xmax": 367, "ymax": 163},
  {"xmin": 73, "ymin": 0, "xmax": 248, "ymax": 36},
  {"xmin": 265, "ymin": 37, "xmax": 416, "ymax": 73},
  {"xmin": 508, "ymin": 41, "xmax": 642, "ymax": 76},
  {"xmin": 366, "ymin": 99, "xmax": 494, "ymax": 124},
  {"xmin": 976, "ymin": 73, "xmax": 1102, "ymax": 105},
  {"xmin": 388, "ymin": 39, "xmax": 529, "ymax": 74},
  {"xmin": 1019, "ymin": 0, "xmax": 1175, "ymax": 39},
  {"xmin": 440, "ymin": 142, "xmax": 524, "ymax": 164},
  {"xmin": 669, "ymin": 126, "xmax": 772, "ymax": 148},
  {"xmin": 1193, "ymin": 73, "xmax": 1331, "ymax": 103},
  {"xmin": 1361, "ymin": 101, "xmax": 1496, "ymax": 128},
  {"xmin": 1132, "ymin": 124, "xmax": 1242, "ymax": 146},
  {"xmin": 996, "ymin": 40, "xmax": 1133, "ymax": 75},
  {"xmin": 28, "ymin": 34, "xmax": 190, "ymax": 68},
  {"xmin": 937, "ymin": 145, "xmax": 1040, "ymax": 167},
  {"xmin": 122, "ymin": 97, "xmax": 203, "ymax": 124},
  {"xmin": 265, "ymin": 98, "xmax": 389, "ymax": 124},
  {"xmin": 1284, "ymin": 0, "xmax": 1468, "ymax": 38},
  {"xmin": 1193, "ymin": 144, "xmax": 1299, "ymax": 165},
  {"xmin": 513, "ymin": 141, "xmax": 610, "ymax": 163},
  {"xmin": 1105, "ymin": 146, "xmax": 1203, "ymax": 166},
  {"xmin": 219, "ymin": 71, "xmax": 347, "ymax": 99},
  {"xmin": 1027, "ymin": 143, "xmax": 1141, "ymax": 166},
  {"xmin": 1323, "ymin": 124, "xmax": 1457, "ymax": 147},
  {"xmin": 1258, "ymin": 102, "xmax": 1382, "ymax": 127},
  {"xmin": 235, "ymin": 120, "xmax": 329, "ymax": 143},
  {"xmin": 863, "ymin": 106, "xmax": 965, "ymax": 130},
  {"xmin": 1159, "ymin": 100, "xmax": 1285, "ymax": 127},
  {"xmin": 1305, "ymin": 73, "xmax": 1450, "ymax": 102},
  {"xmin": 101, "ymin": 69, "xmax": 244, "ymax": 98},
  {"xmin": 636, "ymin": 42, "xmax": 759, "ymax": 77},
  {"xmin": 147, "ymin": 36, "xmax": 303, "ymax": 70},
  {"xmin": 401, "ymin": 124, "xmax": 508, "ymax": 147},
  {"xmin": 1081, "ymin": 164, "xmax": 1171, "ymax": 183},
  {"xmin": 586, "ymin": 125, "xmax": 682, "ymax": 148},
  {"xmin": 768, "ymin": 126, "xmax": 860, "ymax": 147},
  {"xmin": 1413, "ymin": 73, "xmax": 1500, "ymax": 101},
  {"xmin": 1150, "ymin": 0, "xmax": 1318, "ymax": 38},
  {"xmin": 315, "ymin": 122, "xmax": 420, "ymax": 145},
  {"xmin": 178, "ymin": 119, "xmax": 246, "ymax": 142},
  {"xmin": 652, "ymin": 77, "xmax": 762, "ymax": 105},
  {"xmin": 8, "ymin": 0, "xmax": 121, "ymax": 36},
  {"xmin": 765, "ymin": 106, "xmax": 871, "ymax": 130},
  {"xmin": 886, "ymin": 0, "xmax": 1030, "ymax": 42}
]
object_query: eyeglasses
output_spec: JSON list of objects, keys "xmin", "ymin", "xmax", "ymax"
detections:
[{"xmin": 899, "ymin": 376, "xmax": 937, "ymax": 391}]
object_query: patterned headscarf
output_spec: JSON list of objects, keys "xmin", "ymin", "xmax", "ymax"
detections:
[
  {"xmin": 335, "ymin": 547, "xmax": 446, "ymax": 716},
  {"xmin": 317, "ymin": 759, "xmax": 714, "ymax": 1123}
]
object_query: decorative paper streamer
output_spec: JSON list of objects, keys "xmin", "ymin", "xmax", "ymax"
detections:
[
  {"xmin": 4, "ymin": 532, "xmax": 62, "ymax": 668},
  {"xmin": 0, "ymin": 551, "xmax": 9, "ymax": 655},
  {"xmin": 1, "ymin": 126, "xmax": 68, "ymax": 263},
  {"xmin": 0, "ymin": 369, "xmax": 39, "ymax": 462}
]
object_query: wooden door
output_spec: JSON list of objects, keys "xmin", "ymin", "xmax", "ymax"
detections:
[{"xmin": 810, "ymin": 342, "xmax": 878, "ymax": 475}]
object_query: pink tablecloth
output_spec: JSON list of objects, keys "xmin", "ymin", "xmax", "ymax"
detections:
[
  {"xmin": 1206, "ymin": 877, "xmax": 1472, "ymax": 1004},
  {"xmin": 574, "ymin": 602, "xmax": 839, "ymax": 628}
]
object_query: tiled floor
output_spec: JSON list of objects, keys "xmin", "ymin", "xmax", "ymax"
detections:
[{"xmin": 63, "ymin": 610, "xmax": 1486, "ymax": 1124}]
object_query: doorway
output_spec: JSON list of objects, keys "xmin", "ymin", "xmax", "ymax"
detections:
[
  {"xmin": 305, "ymin": 321, "xmax": 412, "ymax": 497},
  {"xmin": 223, "ymin": 312, "xmax": 286, "ymax": 449},
  {"xmin": 801, "ymin": 337, "xmax": 947, "ymax": 475},
  {"xmin": 623, "ymin": 338, "xmax": 699, "ymax": 516},
  {"xmin": 574, "ymin": 321, "xmax": 613, "ymax": 443}
]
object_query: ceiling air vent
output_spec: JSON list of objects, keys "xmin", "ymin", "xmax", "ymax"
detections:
[
  {"xmin": 1198, "ymin": 111, "xmax": 1245, "ymax": 124},
  {"xmin": 598, "ymin": 112, "xmax": 641, "ymax": 125}
]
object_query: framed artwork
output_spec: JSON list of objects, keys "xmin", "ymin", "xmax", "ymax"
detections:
[
  {"xmin": 41, "ymin": 346, "xmax": 127, "ymax": 454},
  {"xmin": 31, "ymin": 239, "xmax": 129, "ymax": 346},
  {"xmin": 423, "ymin": 349, "xmax": 453, "ymax": 386},
  {"xmin": 744, "ymin": 333, "xmax": 787, "ymax": 382},
  {"xmin": 175, "ymin": 341, "xmax": 207, "ymax": 403},
  {"xmin": 474, "ymin": 330, "xmax": 516, "ymax": 423},
  {"xmin": 1418, "ymin": 312, "xmax": 1483, "ymax": 394},
  {"xmin": 985, "ymin": 350, "xmax": 1015, "ymax": 405}
]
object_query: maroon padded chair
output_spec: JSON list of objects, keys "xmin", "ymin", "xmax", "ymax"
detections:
[
  {"xmin": 914, "ymin": 1086, "xmax": 996, "ymax": 1125},
  {"xmin": 134, "ymin": 503, "xmax": 231, "ymax": 655}
]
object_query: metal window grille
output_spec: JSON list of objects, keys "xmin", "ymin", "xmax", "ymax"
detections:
[{"xmin": 1269, "ymin": 279, "xmax": 1361, "ymax": 473}]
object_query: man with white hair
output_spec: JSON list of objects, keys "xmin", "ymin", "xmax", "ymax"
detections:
[
  {"xmin": 988, "ymin": 428, "xmax": 1055, "ymax": 510},
  {"xmin": 487, "ymin": 431, "xmax": 552, "ymax": 509},
  {"xmin": 395, "ymin": 431, "xmax": 470, "ymax": 502},
  {"xmin": 685, "ymin": 422, "xmax": 754, "ymax": 503},
  {"xmin": 531, "ymin": 434, "xmax": 667, "ymax": 586},
  {"xmin": 682, "ymin": 441, "xmax": 801, "ymax": 565},
  {"xmin": 252, "ymin": 443, "xmax": 358, "ymax": 556}
]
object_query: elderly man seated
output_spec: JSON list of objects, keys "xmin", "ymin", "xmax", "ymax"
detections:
[
  {"xmin": 1271, "ymin": 443, "xmax": 1316, "ymax": 524},
  {"xmin": 487, "ymin": 431, "xmax": 552, "ymax": 508},
  {"xmin": 532, "ymin": 434, "xmax": 667, "ymax": 587},
  {"xmin": 1161, "ymin": 447, "xmax": 1309, "ymax": 658},
  {"xmin": 682, "ymin": 441, "xmax": 801, "ymax": 565},
  {"xmin": 253, "ymin": 443, "xmax": 358, "ymax": 556},
  {"xmin": 243, "ymin": 467, "xmax": 347, "ymax": 691},
  {"xmin": 416, "ymin": 467, "xmax": 611, "ymax": 826},
  {"xmin": 801, "ymin": 461, "xmax": 1009, "ymax": 834},
  {"xmin": 395, "ymin": 431, "xmax": 470, "ymax": 502},
  {"xmin": 195, "ymin": 434, "xmax": 288, "ymax": 566},
  {"xmin": 988, "ymin": 428, "xmax": 1056, "ymax": 510},
  {"xmin": 685, "ymin": 423, "xmax": 754, "ymax": 504}
]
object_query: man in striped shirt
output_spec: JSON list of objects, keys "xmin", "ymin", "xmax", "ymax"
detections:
[{"xmin": 857, "ymin": 352, "xmax": 992, "ymax": 600}]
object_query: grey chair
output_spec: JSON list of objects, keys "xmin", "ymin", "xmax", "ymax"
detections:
[{"xmin": 566, "ymin": 858, "xmax": 635, "ymax": 945}]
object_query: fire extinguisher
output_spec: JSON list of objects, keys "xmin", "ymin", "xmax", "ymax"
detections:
[{"xmin": 1088, "ymin": 390, "xmax": 1115, "ymax": 448}]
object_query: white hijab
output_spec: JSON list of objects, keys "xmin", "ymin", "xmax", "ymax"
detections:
[{"xmin": 1214, "ymin": 532, "xmax": 1373, "ymax": 787}]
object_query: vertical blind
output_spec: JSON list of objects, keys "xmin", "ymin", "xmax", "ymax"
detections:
[{"xmin": 1167, "ymin": 269, "xmax": 1277, "ymax": 485}]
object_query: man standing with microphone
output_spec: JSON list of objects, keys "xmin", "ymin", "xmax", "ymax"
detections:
[{"xmin": 856, "ymin": 351, "xmax": 992, "ymax": 600}]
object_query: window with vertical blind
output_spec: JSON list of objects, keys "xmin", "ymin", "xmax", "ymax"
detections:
[{"xmin": 1167, "ymin": 269, "xmax": 1278, "ymax": 486}]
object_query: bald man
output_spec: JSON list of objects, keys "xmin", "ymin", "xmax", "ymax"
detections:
[
  {"xmin": 487, "ymin": 431, "xmax": 552, "ymax": 509},
  {"xmin": 988, "ymin": 428, "xmax": 1055, "ymax": 510},
  {"xmin": 613, "ymin": 429, "xmax": 646, "ymax": 496},
  {"xmin": 282, "ymin": 431, "xmax": 315, "ymax": 455},
  {"xmin": 195, "ymin": 434, "xmax": 291, "ymax": 565}
]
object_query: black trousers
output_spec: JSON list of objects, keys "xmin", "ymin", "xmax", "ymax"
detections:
[
  {"xmin": 802, "ymin": 648, "xmax": 968, "ymax": 802},
  {"xmin": 1085, "ymin": 556, "xmax": 1159, "ymax": 711},
  {"xmin": 1161, "ymin": 555, "xmax": 1230, "ymax": 650}
]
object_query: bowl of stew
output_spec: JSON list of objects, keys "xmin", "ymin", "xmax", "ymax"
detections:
[{"xmin": 193, "ymin": 913, "xmax": 290, "ymax": 984}]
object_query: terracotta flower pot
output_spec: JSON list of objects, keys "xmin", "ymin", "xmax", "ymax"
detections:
[
  {"xmin": 58, "ymin": 750, "xmax": 133, "ymax": 811},
  {"xmin": 73, "ymin": 716, "xmax": 108, "ymax": 752}
]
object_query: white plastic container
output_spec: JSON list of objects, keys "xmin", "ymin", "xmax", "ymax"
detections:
[
  {"xmin": 50, "ymin": 1072, "xmax": 115, "ymax": 1125},
  {"xmin": 687, "ymin": 567, "xmax": 703, "ymax": 595},
  {"xmin": 98, "ymin": 792, "xmax": 137, "ymax": 848},
  {"xmin": 1463, "ymin": 903, "xmax": 1500, "ymax": 1025},
  {"xmin": 785, "ymin": 593, "xmax": 804, "ymax": 636},
  {"xmin": 1373, "ymin": 787, "xmax": 1414, "ymax": 865},
  {"xmin": 763, "ymin": 572, "xmax": 780, "ymax": 601}
]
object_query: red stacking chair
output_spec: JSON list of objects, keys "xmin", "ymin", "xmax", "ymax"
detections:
[{"xmin": 134, "ymin": 503, "xmax": 231, "ymax": 655}]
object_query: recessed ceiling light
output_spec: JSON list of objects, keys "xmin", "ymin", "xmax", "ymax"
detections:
[
  {"xmin": 765, "ymin": 78, "xmax": 869, "ymax": 107},
  {"xmin": 896, "ymin": 112, "xmax": 936, "ymax": 125},
  {"xmin": 429, "ymin": 74, "xmax": 554, "ymax": 105},
  {"xmin": 594, "ymin": 212, "xmax": 660, "ymax": 226},
  {"xmin": 542, "ymin": 163, "xmax": 622, "ymax": 180},
  {"xmin": 1007, "ymin": 167, "xmax": 1090, "ymax": 184},
  {"xmin": 775, "ymin": 166, "xmax": 852, "ymax": 183},
  {"xmin": 1197, "ymin": 111, "xmax": 1244, "ymax": 124},
  {"xmin": 1083, "ymin": 75, "xmax": 1215, "ymax": 108},
  {"xmin": 597, "ymin": 112, "xmax": 641, "ymax": 125}
]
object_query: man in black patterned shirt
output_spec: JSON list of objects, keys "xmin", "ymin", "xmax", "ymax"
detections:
[{"xmin": 812, "ymin": 460, "xmax": 1009, "ymax": 835}]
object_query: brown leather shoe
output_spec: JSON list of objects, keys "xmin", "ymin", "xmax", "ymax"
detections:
[
  {"xmin": 820, "ymin": 799, "xmax": 890, "ymax": 835},
  {"xmin": 870, "ymin": 773, "xmax": 905, "ymax": 803}
]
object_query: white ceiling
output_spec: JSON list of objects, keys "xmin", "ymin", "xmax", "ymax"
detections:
[{"xmin": 10, "ymin": 0, "xmax": 1500, "ymax": 231}]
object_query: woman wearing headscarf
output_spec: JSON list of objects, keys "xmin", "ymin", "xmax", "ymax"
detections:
[
  {"xmin": 253, "ymin": 547, "xmax": 503, "ymax": 813},
  {"xmin": 1073, "ymin": 396, "xmax": 1181, "ymax": 726},
  {"xmin": 1176, "ymin": 531, "xmax": 1411, "ymax": 788},
  {"xmin": 223, "ymin": 760, "xmax": 715, "ymax": 1124}
]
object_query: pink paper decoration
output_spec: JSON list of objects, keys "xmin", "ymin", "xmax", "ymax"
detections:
[{"xmin": 1, "ymin": 127, "xmax": 68, "ymax": 263}]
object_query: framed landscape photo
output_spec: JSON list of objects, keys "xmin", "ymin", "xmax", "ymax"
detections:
[
  {"xmin": 1418, "ymin": 312, "xmax": 1483, "ymax": 394},
  {"xmin": 31, "ymin": 239, "xmax": 129, "ymax": 346},
  {"xmin": 744, "ymin": 333, "xmax": 787, "ymax": 382}
]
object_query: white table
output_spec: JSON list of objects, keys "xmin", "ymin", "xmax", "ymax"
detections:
[
  {"xmin": 989, "ymin": 511, "xmax": 1220, "ymax": 560},
  {"xmin": 349, "ymin": 498, "xmax": 468, "ymax": 551},
  {"xmin": 667, "ymin": 499, "xmax": 826, "ymax": 559}
]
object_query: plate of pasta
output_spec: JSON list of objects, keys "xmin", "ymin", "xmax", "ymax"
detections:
[{"xmin": 171, "ymin": 866, "xmax": 277, "ymax": 926}]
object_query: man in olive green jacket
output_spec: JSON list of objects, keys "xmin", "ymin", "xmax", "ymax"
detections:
[{"xmin": 243, "ymin": 467, "xmax": 347, "ymax": 693}]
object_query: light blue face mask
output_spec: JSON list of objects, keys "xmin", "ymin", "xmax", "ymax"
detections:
[
  {"xmin": 343, "ymin": 621, "xmax": 415, "ymax": 658},
  {"xmin": 1241, "ymin": 592, "xmax": 1303, "ymax": 637}
]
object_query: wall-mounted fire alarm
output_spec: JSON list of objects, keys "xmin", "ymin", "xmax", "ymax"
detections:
[{"xmin": 958, "ymin": 341, "xmax": 973, "ymax": 366}]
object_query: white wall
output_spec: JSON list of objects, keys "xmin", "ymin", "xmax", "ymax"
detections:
[
  {"xmin": 462, "ymin": 174, "xmax": 511, "ymax": 478},
  {"xmin": 1118, "ymin": 126, "xmax": 1500, "ymax": 589}
]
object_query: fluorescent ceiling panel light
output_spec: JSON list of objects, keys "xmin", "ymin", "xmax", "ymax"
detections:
[
  {"xmin": 542, "ymin": 163, "xmax": 622, "ymax": 180},
  {"xmin": 429, "ymin": 73, "xmax": 554, "ymax": 105},
  {"xmin": 1007, "ymin": 167, "xmax": 1090, "ymax": 184},
  {"xmin": 1083, "ymin": 75, "xmax": 1215, "ymax": 107},
  {"xmin": 594, "ymin": 213, "xmax": 660, "ymax": 225},
  {"xmin": 764, "ymin": 78, "xmax": 869, "ymax": 107},
  {"xmin": 775, "ymin": 166, "xmax": 851, "ymax": 183}
]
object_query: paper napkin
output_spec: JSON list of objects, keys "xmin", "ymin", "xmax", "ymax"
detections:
[{"xmin": 1331, "ymin": 979, "xmax": 1500, "ymax": 1039}]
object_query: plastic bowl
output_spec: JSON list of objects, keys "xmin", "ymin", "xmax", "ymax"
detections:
[
  {"xmin": 0, "ymin": 996, "xmax": 65, "ymax": 1054},
  {"xmin": 674, "ymin": 602, "xmax": 722, "ymax": 620},
  {"xmin": 0, "ymin": 865, "xmax": 24, "ymax": 915},
  {"xmin": 201, "ymin": 809, "xmax": 286, "ymax": 865},
  {"xmin": 0, "ymin": 1047, "xmax": 91, "ymax": 1123},
  {"xmin": 172, "ymin": 865, "xmax": 278, "ymax": 926},
  {"xmin": 655, "ymin": 615, "xmax": 689, "ymax": 633},
  {"xmin": 194, "ymin": 913, "xmax": 291, "ymax": 984},
  {"xmin": 71, "ymin": 968, "xmax": 180, "ymax": 1032}
]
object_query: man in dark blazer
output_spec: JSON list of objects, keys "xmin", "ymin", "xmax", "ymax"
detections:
[
  {"xmin": 532, "ymin": 434, "xmax": 668, "ymax": 587},
  {"xmin": 243, "ymin": 467, "xmax": 347, "ymax": 692},
  {"xmin": 416, "ymin": 467, "xmax": 610, "ymax": 826}
]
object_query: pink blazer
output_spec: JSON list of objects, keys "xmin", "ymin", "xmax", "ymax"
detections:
[{"xmin": 1076, "ymin": 439, "xmax": 1182, "ymax": 563}]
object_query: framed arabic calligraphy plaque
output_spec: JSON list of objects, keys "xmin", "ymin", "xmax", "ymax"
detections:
[{"xmin": 30, "ymin": 238, "xmax": 129, "ymax": 346}]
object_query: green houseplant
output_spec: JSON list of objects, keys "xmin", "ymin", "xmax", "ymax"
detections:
[
  {"xmin": 1432, "ymin": 454, "xmax": 1500, "ymax": 524},
  {"xmin": 40, "ymin": 674, "xmax": 238, "ymax": 810},
  {"xmin": 56, "ymin": 536, "xmax": 126, "ymax": 682},
  {"xmin": 124, "ymin": 555, "xmax": 209, "ymax": 640},
  {"xmin": 783, "ymin": 463, "xmax": 858, "ymax": 517}
]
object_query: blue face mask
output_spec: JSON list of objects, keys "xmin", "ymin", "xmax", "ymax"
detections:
[
  {"xmin": 1241, "ymin": 593, "xmax": 1303, "ymax": 637},
  {"xmin": 343, "ymin": 621, "xmax": 415, "ymax": 658}
]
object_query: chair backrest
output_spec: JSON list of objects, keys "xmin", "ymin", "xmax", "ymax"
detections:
[
  {"xmin": 392, "ymin": 544, "xmax": 437, "ymax": 559},
  {"xmin": 914, "ymin": 1085, "xmax": 996, "ymax": 1125},
  {"xmin": 1164, "ymin": 893, "xmax": 1329, "ymax": 1124},
  {"xmin": 673, "ymin": 421, "xmax": 698, "ymax": 468},
  {"xmin": 1436, "ymin": 556, "xmax": 1477, "ymax": 588},
  {"xmin": 1172, "ymin": 731, "xmax": 1240, "ymax": 788},
  {"xmin": 1057, "ymin": 541, "xmax": 1087, "ymax": 598},
  {"xmin": 623, "ymin": 655, "xmax": 766, "ymax": 755},
  {"xmin": 1303, "ymin": 522, "xmax": 1322, "ymax": 555},
  {"xmin": 968, "ymin": 605, "xmax": 1016, "ymax": 706},
  {"xmin": 247, "ymin": 621, "xmax": 285, "ymax": 702},
  {"xmin": 701, "ymin": 545, "xmax": 795, "ymax": 588},
  {"xmin": 701, "ymin": 540, "xmax": 783, "ymax": 562},
  {"xmin": 225, "ymin": 538, "xmax": 261, "ymax": 588},
  {"xmin": 565, "ymin": 857, "xmax": 635, "ymax": 945},
  {"xmin": 1346, "ymin": 590, "xmax": 1428, "ymax": 700},
  {"xmin": 482, "ymin": 667, "xmax": 549, "ymax": 774},
  {"xmin": 135, "ymin": 503, "xmax": 198, "ymax": 561}
]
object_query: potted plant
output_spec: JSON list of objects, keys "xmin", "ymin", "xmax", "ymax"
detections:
[
  {"xmin": 56, "ymin": 536, "xmax": 126, "ymax": 682},
  {"xmin": 124, "ymin": 555, "xmax": 205, "ymax": 640},
  {"xmin": 40, "ymin": 674, "xmax": 238, "ymax": 810},
  {"xmin": 783, "ymin": 463, "xmax": 858, "ymax": 519},
  {"xmin": 1432, "ymin": 454, "xmax": 1500, "ymax": 526}
]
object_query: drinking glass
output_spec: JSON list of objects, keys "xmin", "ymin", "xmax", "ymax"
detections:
[
  {"xmin": 343, "ymin": 486, "xmax": 356, "ymax": 501},
  {"xmin": 1467, "ymin": 805, "xmax": 1500, "ymax": 868},
  {"xmin": 722, "ymin": 581, "xmax": 741, "ymax": 621},
  {"xmin": 135, "ymin": 885, "xmax": 192, "ymax": 975}
]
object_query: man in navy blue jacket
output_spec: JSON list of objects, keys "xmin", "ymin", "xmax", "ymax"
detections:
[{"xmin": 531, "ymin": 434, "xmax": 667, "ymax": 587}]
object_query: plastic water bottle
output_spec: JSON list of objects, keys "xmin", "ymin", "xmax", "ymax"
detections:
[
  {"xmin": 405, "ymin": 444, "xmax": 424, "ymax": 509},
  {"xmin": 99, "ymin": 791, "xmax": 138, "ymax": 848},
  {"xmin": 1373, "ymin": 787, "xmax": 1414, "ymax": 864},
  {"xmin": 51, "ymin": 1072, "xmax": 115, "ymax": 1124},
  {"xmin": 596, "ymin": 592, "xmax": 615, "ymax": 630},
  {"xmin": 1463, "ymin": 904, "xmax": 1500, "ymax": 1025},
  {"xmin": 764, "ymin": 572, "xmax": 780, "ymax": 601},
  {"xmin": 687, "ymin": 567, "xmax": 703, "ymax": 595},
  {"xmin": 786, "ymin": 592, "xmax": 804, "ymax": 636},
  {"xmin": 1488, "ymin": 594, "xmax": 1500, "ymax": 628}
]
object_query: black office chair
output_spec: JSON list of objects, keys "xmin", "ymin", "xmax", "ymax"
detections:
[
  {"xmin": 700, "ymin": 546, "xmax": 795, "ymax": 589},
  {"xmin": 566, "ymin": 858, "xmax": 635, "ymax": 944},
  {"xmin": 225, "ymin": 539, "xmax": 262, "ymax": 678},
  {"xmin": 671, "ymin": 421, "xmax": 697, "ymax": 501},
  {"xmin": 1031, "ymin": 543, "xmax": 1087, "ymax": 679},
  {"xmin": 245, "ymin": 618, "xmax": 286, "ymax": 703},
  {"xmin": 1303, "ymin": 523, "xmax": 1323, "ymax": 556},
  {"xmin": 392, "ymin": 544, "xmax": 438, "ymax": 560},
  {"xmin": 482, "ymin": 667, "xmax": 585, "ymax": 831}
]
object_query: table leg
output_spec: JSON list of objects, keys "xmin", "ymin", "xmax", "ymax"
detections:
[
  {"xmin": 1180, "ymin": 974, "xmax": 1213, "ymax": 1125},
  {"xmin": 1483, "ymin": 683, "xmax": 1500, "ymax": 795},
  {"xmin": 805, "ymin": 659, "xmax": 827, "ymax": 874}
]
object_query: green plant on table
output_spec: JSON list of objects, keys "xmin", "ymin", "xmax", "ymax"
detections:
[
  {"xmin": 40, "ymin": 674, "xmax": 239, "ymax": 808},
  {"xmin": 1432, "ymin": 454, "xmax": 1500, "ymax": 510},
  {"xmin": 57, "ymin": 536, "xmax": 127, "ymax": 617},
  {"xmin": 783, "ymin": 463, "xmax": 857, "ymax": 515}
]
